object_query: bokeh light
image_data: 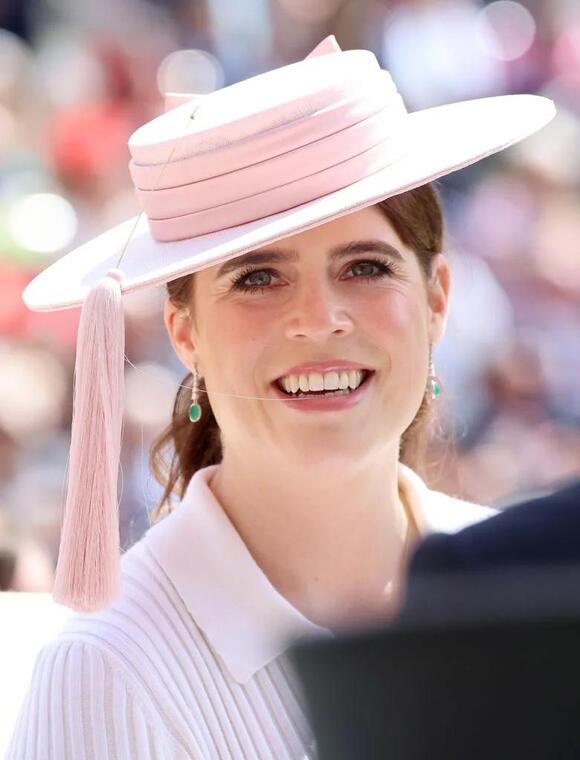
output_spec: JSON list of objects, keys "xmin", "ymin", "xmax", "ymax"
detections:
[
  {"xmin": 157, "ymin": 49, "xmax": 224, "ymax": 97},
  {"xmin": 7, "ymin": 193, "xmax": 77, "ymax": 255},
  {"xmin": 476, "ymin": 1, "xmax": 536, "ymax": 62}
]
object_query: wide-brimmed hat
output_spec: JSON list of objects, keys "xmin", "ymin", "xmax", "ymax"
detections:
[{"xmin": 25, "ymin": 35, "xmax": 555, "ymax": 613}]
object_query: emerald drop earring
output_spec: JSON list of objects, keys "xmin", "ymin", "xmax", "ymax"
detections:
[
  {"xmin": 188, "ymin": 365, "xmax": 202, "ymax": 423},
  {"xmin": 428, "ymin": 357, "xmax": 441, "ymax": 400}
]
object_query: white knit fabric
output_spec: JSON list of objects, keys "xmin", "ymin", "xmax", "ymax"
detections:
[{"xmin": 6, "ymin": 464, "xmax": 495, "ymax": 759}]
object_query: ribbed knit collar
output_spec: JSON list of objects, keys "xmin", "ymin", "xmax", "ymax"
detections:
[{"xmin": 144, "ymin": 463, "xmax": 492, "ymax": 683}]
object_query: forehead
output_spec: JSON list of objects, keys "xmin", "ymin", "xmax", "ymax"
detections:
[
  {"xmin": 204, "ymin": 204, "xmax": 409, "ymax": 282},
  {"xmin": 269, "ymin": 203, "xmax": 403, "ymax": 251}
]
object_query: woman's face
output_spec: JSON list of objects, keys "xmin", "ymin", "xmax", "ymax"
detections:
[{"xmin": 166, "ymin": 204, "xmax": 450, "ymax": 467}]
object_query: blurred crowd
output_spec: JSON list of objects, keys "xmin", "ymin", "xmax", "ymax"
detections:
[{"xmin": 0, "ymin": 0, "xmax": 579, "ymax": 593}]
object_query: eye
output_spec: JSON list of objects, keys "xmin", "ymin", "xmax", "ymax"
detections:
[
  {"xmin": 230, "ymin": 267, "xmax": 280, "ymax": 293},
  {"xmin": 229, "ymin": 256, "xmax": 400, "ymax": 295},
  {"xmin": 343, "ymin": 257, "xmax": 398, "ymax": 280}
]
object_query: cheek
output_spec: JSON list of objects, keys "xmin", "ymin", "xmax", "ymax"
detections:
[
  {"xmin": 363, "ymin": 289, "xmax": 427, "ymax": 344},
  {"xmin": 363, "ymin": 290, "xmax": 430, "ymax": 399},
  {"xmin": 200, "ymin": 307, "xmax": 273, "ymax": 385}
]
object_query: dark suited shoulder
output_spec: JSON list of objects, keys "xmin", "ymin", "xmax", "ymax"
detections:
[{"xmin": 409, "ymin": 480, "xmax": 580, "ymax": 575}]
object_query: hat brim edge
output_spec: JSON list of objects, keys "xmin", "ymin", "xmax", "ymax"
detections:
[{"xmin": 23, "ymin": 93, "xmax": 556, "ymax": 313}]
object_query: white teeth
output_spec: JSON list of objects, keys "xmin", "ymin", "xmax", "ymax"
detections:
[
  {"xmin": 348, "ymin": 370, "xmax": 360, "ymax": 390},
  {"xmin": 279, "ymin": 369, "xmax": 366, "ymax": 394},
  {"xmin": 309, "ymin": 372, "xmax": 324, "ymax": 391},
  {"xmin": 323, "ymin": 371, "xmax": 339, "ymax": 390}
]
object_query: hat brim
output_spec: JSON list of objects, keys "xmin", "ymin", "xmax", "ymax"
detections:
[{"xmin": 24, "ymin": 93, "xmax": 555, "ymax": 311}]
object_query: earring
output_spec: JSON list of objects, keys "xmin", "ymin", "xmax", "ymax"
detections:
[
  {"xmin": 188, "ymin": 365, "xmax": 202, "ymax": 423},
  {"xmin": 428, "ymin": 357, "xmax": 441, "ymax": 400}
]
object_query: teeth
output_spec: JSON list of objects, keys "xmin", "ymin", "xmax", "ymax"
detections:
[
  {"xmin": 348, "ymin": 370, "xmax": 359, "ymax": 390},
  {"xmin": 323, "ymin": 371, "xmax": 339, "ymax": 390},
  {"xmin": 309, "ymin": 372, "xmax": 324, "ymax": 392},
  {"xmin": 279, "ymin": 369, "xmax": 366, "ymax": 394}
]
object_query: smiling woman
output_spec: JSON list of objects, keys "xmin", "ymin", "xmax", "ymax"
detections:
[
  {"xmin": 150, "ymin": 183, "xmax": 443, "ymax": 520},
  {"xmin": 8, "ymin": 32, "xmax": 554, "ymax": 760}
]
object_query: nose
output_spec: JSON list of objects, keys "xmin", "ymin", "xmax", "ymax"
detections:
[{"xmin": 283, "ymin": 278, "xmax": 354, "ymax": 342}]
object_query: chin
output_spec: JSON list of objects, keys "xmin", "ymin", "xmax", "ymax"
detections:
[{"xmin": 287, "ymin": 431, "xmax": 378, "ymax": 468}]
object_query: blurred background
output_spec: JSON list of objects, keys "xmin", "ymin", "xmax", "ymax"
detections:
[{"xmin": 0, "ymin": 2, "xmax": 579, "ymax": 731}]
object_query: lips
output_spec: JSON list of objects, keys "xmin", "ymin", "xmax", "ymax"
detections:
[{"xmin": 271, "ymin": 368, "xmax": 375, "ymax": 412}]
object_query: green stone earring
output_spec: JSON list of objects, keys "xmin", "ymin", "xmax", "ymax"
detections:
[
  {"xmin": 428, "ymin": 357, "xmax": 441, "ymax": 400},
  {"xmin": 188, "ymin": 366, "xmax": 202, "ymax": 423}
]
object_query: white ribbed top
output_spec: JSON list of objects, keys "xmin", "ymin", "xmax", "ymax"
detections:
[{"xmin": 6, "ymin": 464, "xmax": 495, "ymax": 759}]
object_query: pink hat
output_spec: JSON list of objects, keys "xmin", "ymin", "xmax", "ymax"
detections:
[{"xmin": 23, "ymin": 35, "xmax": 555, "ymax": 612}]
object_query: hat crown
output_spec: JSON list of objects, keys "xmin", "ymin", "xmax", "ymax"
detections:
[{"xmin": 129, "ymin": 50, "xmax": 393, "ymax": 165}]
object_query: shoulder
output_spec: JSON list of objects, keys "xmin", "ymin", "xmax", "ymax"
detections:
[
  {"xmin": 56, "ymin": 537, "xmax": 212, "ymax": 679},
  {"xmin": 422, "ymin": 489, "xmax": 498, "ymax": 535},
  {"xmin": 6, "ymin": 613, "xmax": 195, "ymax": 759},
  {"xmin": 6, "ymin": 540, "xmax": 213, "ymax": 758},
  {"xmin": 398, "ymin": 462, "xmax": 497, "ymax": 536}
]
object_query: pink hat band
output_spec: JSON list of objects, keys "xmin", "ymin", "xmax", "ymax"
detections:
[{"xmin": 127, "ymin": 57, "xmax": 410, "ymax": 242}]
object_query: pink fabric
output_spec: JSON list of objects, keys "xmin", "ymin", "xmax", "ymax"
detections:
[
  {"xmin": 149, "ymin": 135, "xmax": 407, "ymax": 241},
  {"xmin": 131, "ymin": 80, "xmax": 397, "ymax": 189},
  {"xmin": 52, "ymin": 269, "xmax": 125, "ymax": 612},
  {"xmin": 127, "ymin": 53, "xmax": 410, "ymax": 242},
  {"xmin": 136, "ymin": 96, "xmax": 405, "ymax": 219}
]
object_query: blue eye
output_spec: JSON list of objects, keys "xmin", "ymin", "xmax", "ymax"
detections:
[
  {"xmin": 347, "ymin": 259, "xmax": 397, "ymax": 280},
  {"xmin": 230, "ymin": 257, "xmax": 399, "ymax": 294},
  {"xmin": 231, "ymin": 267, "xmax": 278, "ymax": 293}
]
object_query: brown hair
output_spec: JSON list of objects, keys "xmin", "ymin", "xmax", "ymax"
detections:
[{"xmin": 149, "ymin": 182, "xmax": 445, "ymax": 522}]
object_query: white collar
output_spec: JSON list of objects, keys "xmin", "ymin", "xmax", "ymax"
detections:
[{"xmin": 142, "ymin": 463, "xmax": 493, "ymax": 683}]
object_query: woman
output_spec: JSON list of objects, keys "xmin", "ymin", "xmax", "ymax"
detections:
[{"xmin": 7, "ymin": 35, "xmax": 554, "ymax": 760}]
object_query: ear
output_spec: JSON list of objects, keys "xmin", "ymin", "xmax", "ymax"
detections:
[
  {"xmin": 163, "ymin": 299, "xmax": 200, "ymax": 373},
  {"xmin": 426, "ymin": 253, "xmax": 451, "ymax": 344}
]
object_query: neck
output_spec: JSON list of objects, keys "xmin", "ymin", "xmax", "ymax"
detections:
[{"xmin": 209, "ymin": 447, "xmax": 417, "ymax": 631}]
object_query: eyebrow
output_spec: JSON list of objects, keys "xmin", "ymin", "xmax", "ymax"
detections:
[{"xmin": 215, "ymin": 239, "xmax": 405, "ymax": 279}]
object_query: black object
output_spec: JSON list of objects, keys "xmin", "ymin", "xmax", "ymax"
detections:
[
  {"xmin": 290, "ymin": 479, "xmax": 580, "ymax": 760},
  {"xmin": 291, "ymin": 605, "xmax": 580, "ymax": 760},
  {"xmin": 409, "ymin": 479, "xmax": 580, "ymax": 576}
]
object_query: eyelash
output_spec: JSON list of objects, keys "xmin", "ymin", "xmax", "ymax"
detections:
[{"xmin": 229, "ymin": 257, "xmax": 401, "ymax": 294}]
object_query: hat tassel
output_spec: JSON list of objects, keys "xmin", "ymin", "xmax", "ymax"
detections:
[{"xmin": 53, "ymin": 269, "xmax": 125, "ymax": 612}]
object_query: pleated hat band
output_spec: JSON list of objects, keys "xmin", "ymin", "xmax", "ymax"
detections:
[{"xmin": 127, "ymin": 43, "xmax": 409, "ymax": 242}]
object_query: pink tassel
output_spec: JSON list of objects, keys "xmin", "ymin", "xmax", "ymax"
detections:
[{"xmin": 53, "ymin": 269, "xmax": 125, "ymax": 612}]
